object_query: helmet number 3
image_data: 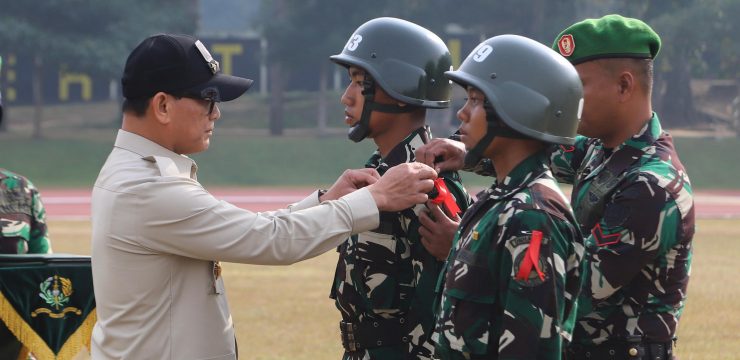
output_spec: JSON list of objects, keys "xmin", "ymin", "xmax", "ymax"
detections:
[
  {"xmin": 346, "ymin": 34, "xmax": 363, "ymax": 51},
  {"xmin": 472, "ymin": 44, "xmax": 493, "ymax": 62}
]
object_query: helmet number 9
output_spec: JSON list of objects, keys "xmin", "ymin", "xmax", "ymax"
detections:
[
  {"xmin": 472, "ymin": 45, "xmax": 493, "ymax": 62},
  {"xmin": 346, "ymin": 34, "xmax": 363, "ymax": 51}
]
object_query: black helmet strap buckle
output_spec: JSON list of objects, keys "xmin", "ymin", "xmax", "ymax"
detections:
[
  {"xmin": 463, "ymin": 106, "xmax": 529, "ymax": 167},
  {"xmin": 347, "ymin": 75, "xmax": 416, "ymax": 143}
]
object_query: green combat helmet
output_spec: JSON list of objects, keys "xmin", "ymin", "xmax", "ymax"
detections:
[
  {"xmin": 445, "ymin": 34, "xmax": 583, "ymax": 166},
  {"xmin": 330, "ymin": 17, "xmax": 452, "ymax": 142}
]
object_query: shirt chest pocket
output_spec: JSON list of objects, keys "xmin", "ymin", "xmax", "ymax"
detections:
[
  {"xmin": 0, "ymin": 185, "xmax": 33, "ymax": 216},
  {"xmin": 354, "ymin": 231, "xmax": 400, "ymax": 312},
  {"xmin": 0, "ymin": 186, "xmax": 33, "ymax": 245},
  {"xmin": 440, "ymin": 248, "xmax": 497, "ymax": 356}
]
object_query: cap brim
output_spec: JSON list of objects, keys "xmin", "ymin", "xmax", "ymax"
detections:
[{"xmin": 186, "ymin": 74, "xmax": 254, "ymax": 102}]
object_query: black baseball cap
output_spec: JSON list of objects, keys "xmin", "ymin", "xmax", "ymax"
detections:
[{"xmin": 121, "ymin": 34, "xmax": 253, "ymax": 101}]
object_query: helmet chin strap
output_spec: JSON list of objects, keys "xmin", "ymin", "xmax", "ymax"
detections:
[
  {"xmin": 463, "ymin": 105, "xmax": 530, "ymax": 167},
  {"xmin": 347, "ymin": 76, "xmax": 416, "ymax": 143}
]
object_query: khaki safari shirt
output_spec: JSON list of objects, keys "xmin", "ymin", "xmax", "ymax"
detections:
[{"xmin": 91, "ymin": 130, "xmax": 379, "ymax": 359}]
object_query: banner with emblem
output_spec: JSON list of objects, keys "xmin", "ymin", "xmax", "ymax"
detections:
[{"xmin": 0, "ymin": 254, "xmax": 96, "ymax": 359}]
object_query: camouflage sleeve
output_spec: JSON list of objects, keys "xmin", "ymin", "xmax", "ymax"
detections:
[
  {"xmin": 27, "ymin": 181, "xmax": 51, "ymax": 254},
  {"xmin": 549, "ymin": 135, "xmax": 590, "ymax": 185},
  {"xmin": 497, "ymin": 209, "xmax": 579, "ymax": 359},
  {"xmin": 579, "ymin": 178, "xmax": 680, "ymax": 307}
]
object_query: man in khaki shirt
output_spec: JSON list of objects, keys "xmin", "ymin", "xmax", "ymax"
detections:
[{"xmin": 91, "ymin": 33, "xmax": 437, "ymax": 360}]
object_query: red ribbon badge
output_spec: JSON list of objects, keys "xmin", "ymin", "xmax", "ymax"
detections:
[
  {"xmin": 430, "ymin": 178, "xmax": 461, "ymax": 218},
  {"xmin": 516, "ymin": 230, "xmax": 545, "ymax": 282}
]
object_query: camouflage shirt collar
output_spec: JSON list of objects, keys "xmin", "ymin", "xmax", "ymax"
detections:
[
  {"xmin": 365, "ymin": 126, "xmax": 432, "ymax": 174},
  {"xmin": 617, "ymin": 112, "xmax": 661, "ymax": 152},
  {"xmin": 489, "ymin": 150, "xmax": 550, "ymax": 200}
]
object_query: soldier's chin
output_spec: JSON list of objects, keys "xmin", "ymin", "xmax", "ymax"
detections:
[{"xmin": 576, "ymin": 122, "xmax": 594, "ymax": 138}]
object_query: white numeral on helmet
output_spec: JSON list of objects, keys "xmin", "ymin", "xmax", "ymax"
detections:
[
  {"xmin": 346, "ymin": 34, "xmax": 363, "ymax": 51},
  {"xmin": 473, "ymin": 44, "xmax": 493, "ymax": 62}
]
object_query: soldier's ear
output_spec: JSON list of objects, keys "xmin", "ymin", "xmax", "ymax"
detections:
[
  {"xmin": 617, "ymin": 71, "xmax": 635, "ymax": 102},
  {"xmin": 150, "ymin": 92, "xmax": 173, "ymax": 125}
]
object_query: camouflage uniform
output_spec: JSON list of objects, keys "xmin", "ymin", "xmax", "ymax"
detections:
[
  {"xmin": 0, "ymin": 168, "xmax": 51, "ymax": 254},
  {"xmin": 550, "ymin": 114, "xmax": 694, "ymax": 346},
  {"xmin": 433, "ymin": 151, "xmax": 584, "ymax": 360},
  {"xmin": 331, "ymin": 126, "xmax": 471, "ymax": 360},
  {"xmin": 0, "ymin": 168, "xmax": 52, "ymax": 357}
]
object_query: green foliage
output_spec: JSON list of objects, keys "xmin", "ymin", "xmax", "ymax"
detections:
[
  {"xmin": 0, "ymin": 0, "xmax": 197, "ymax": 77},
  {"xmin": 260, "ymin": 0, "xmax": 392, "ymax": 67}
]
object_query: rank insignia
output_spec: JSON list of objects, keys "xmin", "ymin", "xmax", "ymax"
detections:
[
  {"xmin": 472, "ymin": 231, "xmax": 479, "ymax": 240},
  {"xmin": 592, "ymin": 223, "xmax": 621, "ymax": 246},
  {"xmin": 213, "ymin": 261, "xmax": 222, "ymax": 279}
]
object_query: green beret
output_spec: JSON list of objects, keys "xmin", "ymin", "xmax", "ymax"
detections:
[{"xmin": 552, "ymin": 14, "xmax": 661, "ymax": 65}]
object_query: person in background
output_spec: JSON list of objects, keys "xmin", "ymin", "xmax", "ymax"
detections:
[
  {"xmin": 0, "ymin": 54, "xmax": 54, "ymax": 359},
  {"xmin": 550, "ymin": 15, "xmax": 694, "ymax": 360}
]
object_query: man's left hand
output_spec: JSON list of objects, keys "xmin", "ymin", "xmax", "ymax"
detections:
[
  {"xmin": 419, "ymin": 202, "xmax": 460, "ymax": 261},
  {"xmin": 320, "ymin": 168, "xmax": 381, "ymax": 202}
]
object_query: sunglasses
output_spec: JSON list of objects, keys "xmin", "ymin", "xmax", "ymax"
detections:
[{"xmin": 176, "ymin": 87, "xmax": 220, "ymax": 116}]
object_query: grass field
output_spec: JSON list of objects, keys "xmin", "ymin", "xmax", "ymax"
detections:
[
  {"xmin": 49, "ymin": 218, "xmax": 740, "ymax": 360},
  {"xmin": 1, "ymin": 96, "xmax": 739, "ymax": 190}
]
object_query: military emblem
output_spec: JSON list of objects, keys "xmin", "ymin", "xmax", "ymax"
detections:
[
  {"xmin": 510, "ymin": 232, "xmax": 549, "ymax": 287},
  {"xmin": 558, "ymin": 34, "xmax": 575, "ymax": 57},
  {"xmin": 31, "ymin": 275, "xmax": 82, "ymax": 318},
  {"xmin": 195, "ymin": 40, "xmax": 220, "ymax": 74}
]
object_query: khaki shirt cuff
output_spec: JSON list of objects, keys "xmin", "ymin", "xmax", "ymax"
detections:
[
  {"xmin": 339, "ymin": 187, "xmax": 380, "ymax": 233},
  {"xmin": 289, "ymin": 190, "xmax": 322, "ymax": 211}
]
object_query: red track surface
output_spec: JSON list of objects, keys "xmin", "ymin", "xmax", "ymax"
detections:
[{"xmin": 40, "ymin": 187, "xmax": 740, "ymax": 220}]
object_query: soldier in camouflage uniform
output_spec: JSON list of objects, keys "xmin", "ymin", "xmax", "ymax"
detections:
[
  {"xmin": 329, "ymin": 18, "xmax": 472, "ymax": 360},
  {"xmin": 548, "ymin": 15, "xmax": 694, "ymax": 360},
  {"xmin": 0, "ymin": 57, "xmax": 53, "ymax": 358},
  {"xmin": 0, "ymin": 168, "xmax": 52, "ymax": 254},
  {"xmin": 0, "ymin": 56, "xmax": 51, "ymax": 254},
  {"xmin": 431, "ymin": 35, "xmax": 585, "ymax": 360}
]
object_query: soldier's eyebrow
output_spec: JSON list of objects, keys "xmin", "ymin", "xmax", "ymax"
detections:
[{"xmin": 348, "ymin": 68, "xmax": 365, "ymax": 79}]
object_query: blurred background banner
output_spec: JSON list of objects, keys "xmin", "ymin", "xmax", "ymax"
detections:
[
  {"xmin": 0, "ymin": 37, "xmax": 261, "ymax": 105},
  {"xmin": 1, "ymin": 0, "xmax": 736, "ymax": 139}
]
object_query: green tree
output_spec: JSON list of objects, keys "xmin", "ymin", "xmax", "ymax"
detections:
[
  {"xmin": 0, "ymin": 0, "xmax": 196, "ymax": 138},
  {"xmin": 260, "ymin": 0, "xmax": 398, "ymax": 136}
]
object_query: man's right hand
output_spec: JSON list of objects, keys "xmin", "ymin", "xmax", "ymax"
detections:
[
  {"xmin": 367, "ymin": 162, "xmax": 436, "ymax": 212},
  {"xmin": 414, "ymin": 138, "xmax": 467, "ymax": 173}
]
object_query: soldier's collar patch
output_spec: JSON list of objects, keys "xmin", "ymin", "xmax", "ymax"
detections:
[
  {"xmin": 560, "ymin": 145, "xmax": 575, "ymax": 153},
  {"xmin": 558, "ymin": 34, "xmax": 575, "ymax": 57}
]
